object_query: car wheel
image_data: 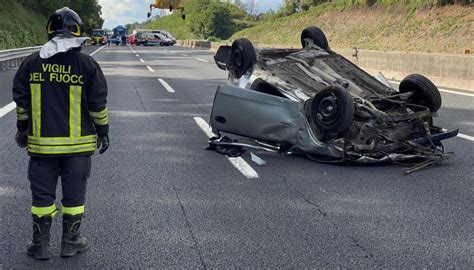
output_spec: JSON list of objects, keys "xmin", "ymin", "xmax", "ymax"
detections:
[
  {"xmin": 309, "ymin": 85, "xmax": 354, "ymax": 140},
  {"xmin": 301, "ymin": 26, "xmax": 329, "ymax": 50},
  {"xmin": 399, "ymin": 74, "xmax": 442, "ymax": 112},
  {"xmin": 230, "ymin": 38, "xmax": 256, "ymax": 79}
]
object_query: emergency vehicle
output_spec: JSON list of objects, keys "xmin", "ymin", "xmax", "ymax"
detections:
[
  {"xmin": 90, "ymin": 29, "xmax": 107, "ymax": 45},
  {"xmin": 112, "ymin": 25, "xmax": 127, "ymax": 46}
]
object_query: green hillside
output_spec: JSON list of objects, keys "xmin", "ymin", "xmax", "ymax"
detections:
[
  {"xmin": 0, "ymin": 0, "xmax": 104, "ymax": 49},
  {"xmin": 0, "ymin": 0, "xmax": 48, "ymax": 49},
  {"xmin": 231, "ymin": 3, "xmax": 473, "ymax": 54},
  {"xmin": 141, "ymin": 12, "xmax": 197, "ymax": 40},
  {"xmin": 139, "ymin": 1, "xmax": 472, "ymax": 54}
]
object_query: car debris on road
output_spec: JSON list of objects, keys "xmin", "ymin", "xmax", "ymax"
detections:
[{"xmin": 208, "ymin": 26, "xmax": 458, "ymax": 174}]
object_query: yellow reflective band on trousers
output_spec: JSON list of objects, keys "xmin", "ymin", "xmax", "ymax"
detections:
[
  {"xmin": 31, "ymin": 205, "xmax": 58, "ymax": 218},
  {"xmin": 27, "ymin": 84, "xmax": 97, "ymax": 155},
  {"xmin": 27, "ymin": 135, "xmax": 96, "ymax": 154},
  {"xmin": 62, "ymin": 205, "xmax": 84, "ymax": 216},
  {"xmin": 27, "ymin": 143, "xmax": 96, "ymax": 155},
  {"xmin": 30, "ymin": 84, "xmax": 41, "ymax": 137},
  {"xmin": 69, "ymin": 85, "xmax": 82, "ymax": 138},
  {"xmin": 89, "ymin": 108, "xmax": 109, "ymax": 126},
  {"xmin": 16, "ymin": 106, "xmax": 28, "ymax": 121},
  {"xmin": 28, "ymin": 135, "xmax": 96, "ymax": 145}
]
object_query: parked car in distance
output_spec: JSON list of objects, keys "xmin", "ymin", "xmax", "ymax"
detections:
[{"xmin": 160, "ymin": 31, "xmax": 177, "ymax": 45}]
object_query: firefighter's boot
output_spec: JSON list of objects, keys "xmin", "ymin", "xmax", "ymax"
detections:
[
  {"xmin": 26, "ymin": 215, "xmax": 53, "ymax": 260},
  {"xmin": 60, "ymin": 214, "xmax": 89, "ymax": 257}
]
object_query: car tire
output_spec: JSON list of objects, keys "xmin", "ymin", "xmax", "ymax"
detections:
[
  {"xmin": 301, "ymin": 26, "xmax": 329, "ymax": 50},
  {"xmin": 399, "ymin": 74, "xmax": 442, "ymax": 112},
  {"xmin": 230, "ymin": 38, "xmax": 256, "ymax": 79},
  {"xmin": 309, "ymin": 85, "xmax": 354, "ymax": 139}
]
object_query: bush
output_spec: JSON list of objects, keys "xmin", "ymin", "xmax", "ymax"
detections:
[{"xmin": 189, "ymin": 2, "xmax": 236, "ymax": 39}]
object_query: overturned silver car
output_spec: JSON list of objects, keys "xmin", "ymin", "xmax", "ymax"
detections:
[{"xmin": 209, "ymin": 26, "xmax": 458, "ymax": 173}]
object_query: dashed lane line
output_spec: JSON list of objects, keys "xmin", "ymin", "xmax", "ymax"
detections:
[
  {"xmin": 90, "ymin": 45, "xmax": 106, "ymax": 56},
  {"xmin": 140, "ymin": 58, "xmax": 145, "ymax": 63},
  {"xmin": 437, "ymin": 89, "xmax": 474, "ymax": 98},
  {"xmin": 147, "ymin": 66, "xmax": 155, "ymax": 72},
  {"xmin": 158, "ymin": 79, "xmax": 175, "ymax": 93},
  {"xmin": 136, "ymin": 54, "xmax": 140, "ymax": 57},
  {"xmin": 458, "ymin": 133, "xmax": 474, "ymax": 142},
  {"xmin": 0, "ymin": 102, "xmax": 16, "ymax": 118},
  {"xmin": 388, "ymin": 80, "xmax": 474, "ymax": 97},
  {"xmin": 195, "ymin": 58, "xmax": 209, "ymax": 63},
  {"xmin": 193, "ymin": 117, "xmax": 259, "ymax": 179},
  {"xmin": 182, "ymin": 54, "xmax": 189, "ymax": 57}
]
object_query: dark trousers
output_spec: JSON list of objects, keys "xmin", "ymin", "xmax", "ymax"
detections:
[{"xmin": 28, "ymin": 156, "xmax": 91, "ymax": 207}]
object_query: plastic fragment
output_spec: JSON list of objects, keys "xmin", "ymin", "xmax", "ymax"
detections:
[{"xmin": 250, "ymin": 152, "xmax": 266, "ymax": 166}]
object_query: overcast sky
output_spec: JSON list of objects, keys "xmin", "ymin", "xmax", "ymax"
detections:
[{"xmin": 99, "ymin": 0, "xmax": 284, "ymax": 29}]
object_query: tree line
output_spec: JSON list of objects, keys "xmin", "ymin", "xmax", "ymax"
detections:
[
  {"xmin": 278, "ymin": 0, "xmax": 472, "ymax": 16},
  {"xmin": 17, "ymin": 0, "xmax": 104, "ymax": 30},
  {"xmin": 144, "ymin": 0, "xmax": 471, "ymax": 40}
]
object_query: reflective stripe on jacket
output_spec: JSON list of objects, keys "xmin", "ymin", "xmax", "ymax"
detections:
[{"xmin": 12, "ymin": 50, "xmax": 109, "ymax": 157}]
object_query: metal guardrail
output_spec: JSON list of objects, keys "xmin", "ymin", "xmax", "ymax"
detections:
[{"xmin": 0, "ymin": 46, "xmax": 42, "ymax": 71}]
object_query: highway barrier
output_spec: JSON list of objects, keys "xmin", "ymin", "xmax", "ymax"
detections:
[
  {"xmin": 336, "ymin": 49, "xmax": 474, "ymax": 92},
  {"xmin": 0, "ymin": 46, "xmax": 42, "ymax": 71},
  {"xmin": 177, "ymin": 40, "xmax": 474, "ymax": 91}
]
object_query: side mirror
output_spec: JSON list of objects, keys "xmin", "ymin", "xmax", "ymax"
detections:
[{"xmin": 214, "ymin": 46, "xmax": 231, "ymax": 71}]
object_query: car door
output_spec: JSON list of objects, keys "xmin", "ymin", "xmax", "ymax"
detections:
[{"xmin": 210, "ymin": 84, "xmax": 303, "ymax": 144}]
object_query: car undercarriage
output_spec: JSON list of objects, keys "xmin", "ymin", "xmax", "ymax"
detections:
[{"xmin": 208, "ymin": 26, "xmax": 458, "ymax": 173}]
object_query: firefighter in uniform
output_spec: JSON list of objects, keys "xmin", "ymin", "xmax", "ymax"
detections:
[{"xmin": 12, "ymin": 7, "xmax": 109, "ymax": 260}]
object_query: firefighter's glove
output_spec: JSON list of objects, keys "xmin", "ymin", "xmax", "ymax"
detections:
[
  {"xmin": 97, "ymin": 134, "xmax": 109, "ymax": 154},
  {"xmin": 15, "ymin": 131, "xmax": 28, "ymax": 148}
]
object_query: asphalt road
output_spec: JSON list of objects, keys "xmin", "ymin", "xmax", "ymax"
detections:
[{"xmin": 0, "ymin": 44, "xmax": 472, "ymax": 268}]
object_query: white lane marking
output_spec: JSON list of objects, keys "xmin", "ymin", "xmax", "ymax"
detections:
[
  {"xmin": 147, "ymin": 66, "xmax": 155, "ymax": 72},
  {"xmin": 194, "ymin": 117, "xmax": 215, "ymax": 138},
  {"xmin": 227, "ymin": 157, "xmax": 260, "ymax": 178},
  {"xmin": 136, "ymin": 54, "xmax": 140, "ymax": 57},
  {"xmin": 140, "ymin": 58, "xmax": 145, "ymax": 63},
  {"xmin": 458, "ymin": 133, "xmax": 474, "ymax": 142},
  {"xmin": 438, "ymin": 89, "xmax": 474, "ymax": 97},
  {"xmin": 182, "ymin": 54, "xmax": 189, "ymax": 57},
  {"xmin": 193, "ymin": 117, "xmax": 259, "ymax": 179},
  {"xmin": 90, "ymin": 45, "xmax": 106, "ymax": 56},
  {"xmin": 195, "ymin": 58, "xmax": 209, "ymax": 63},
  {"xmin": 388, "ymin": 80, "xmax": 474, "ymax": 97},
  {"xmin": 158, "ymin": 79, "xmax": 175, "ymax": 93},
  {"xmin": 0, "ymin": 102, "xmax": 16, "ymax": 118},
  {"xmin": 132, "ymin": 49, "xmax": 136, "ymax": 53}
]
